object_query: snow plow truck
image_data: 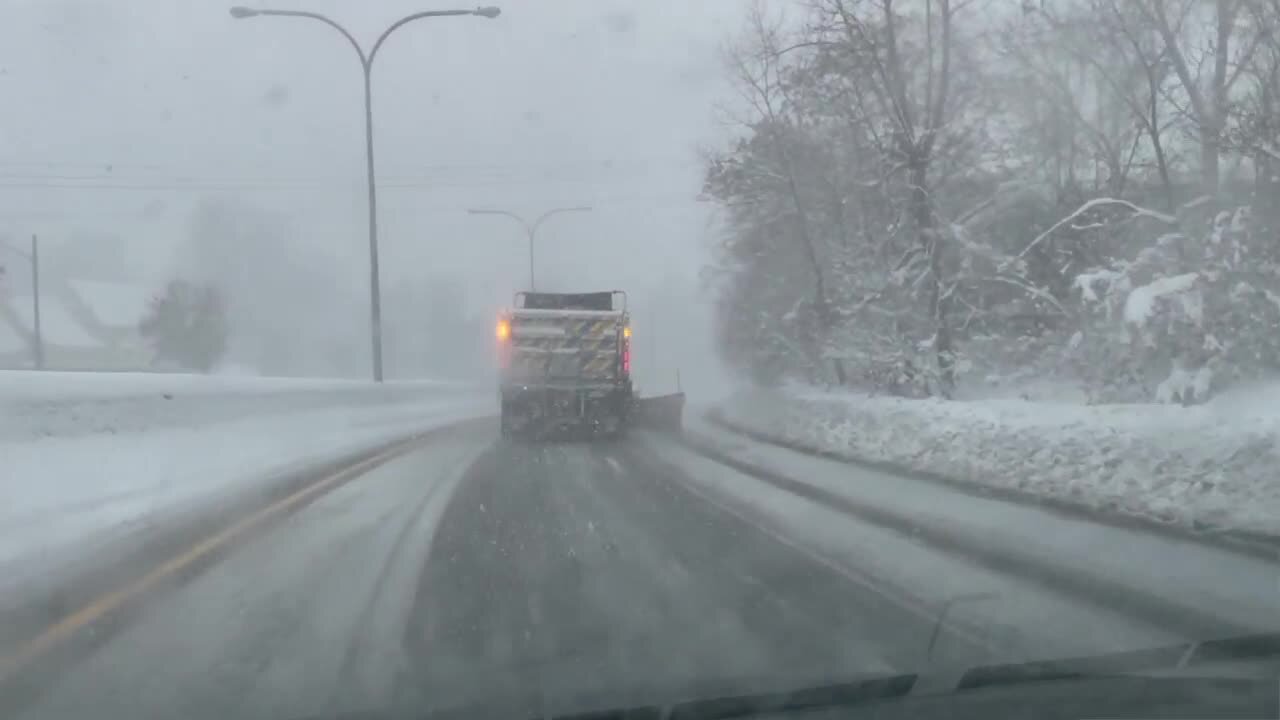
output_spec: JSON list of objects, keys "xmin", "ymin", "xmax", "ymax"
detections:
[{"xmin": 495, "ymin": 290, "xmax": 684, "ymax": 439}]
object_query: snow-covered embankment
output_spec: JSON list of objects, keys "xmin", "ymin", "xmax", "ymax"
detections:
[
  {"xmin": 717, "ymin": 386, "xmax": 1280, "ymax": 539},
  {"xmin": 0, "ymin": 371, "xmax": 489, "ymax": 592}
]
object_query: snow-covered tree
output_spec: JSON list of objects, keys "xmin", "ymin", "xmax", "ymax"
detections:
[
  {"xmin": 178, "ymin": 198, "xmax": 365, "ymax": 377},
  {"xmin": 139, "ymin": 280, "xmax": 228, "ymax": 372},
  {"xmin": 1073, "ymin": 204, "xmax": 1280, "ymax": 402},
  {"xmin": 703, "ymin": 0, "xmax": 1279, "ymax": 401}
]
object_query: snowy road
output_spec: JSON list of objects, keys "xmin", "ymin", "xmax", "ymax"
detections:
[{"xmin": 2, "ymin": 420, "xmax": 1275, "ymax": 719}]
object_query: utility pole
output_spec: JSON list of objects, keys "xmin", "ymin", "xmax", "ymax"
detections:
[
  {"xmin": 1, "ymin": 236, "xmax": 43, "ymax": 368},
  {"xmin": 31, "ymin": 234, "xmax": 42, "ymax": 369}
]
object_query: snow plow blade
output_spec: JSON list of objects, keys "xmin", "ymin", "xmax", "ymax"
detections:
[{"xmin": 633, "ymin": 393, "xmax": 685, "ymax": 434}]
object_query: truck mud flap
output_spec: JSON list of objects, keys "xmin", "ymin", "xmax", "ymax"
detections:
[{"xmin": 633, "ymin": 392, "xmax": 685, "ymax": 434}]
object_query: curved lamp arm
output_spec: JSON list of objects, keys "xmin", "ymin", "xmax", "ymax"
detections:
[
  {"xmin": 530, "ymin": 206, "xmax": 592, "ymax": 236},
  {"xmin": 231, "ymin": 6, "xmax": 501, "ymax": 69},
  {"xmin": 468, "ymin": 208, "xmax": 534, "ymax": 237},
  {"xmin": 230, "ymin": 8, "xmax": 367, "ymax": 66}
]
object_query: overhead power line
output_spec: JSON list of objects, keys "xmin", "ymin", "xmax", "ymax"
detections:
[
  {"xmin": 0, "ymin": 174, "xmax": 702, "ymax": 193},
  {"xmin": 0, "ymin": 155, "xmax": 700, "ymax": 177}
]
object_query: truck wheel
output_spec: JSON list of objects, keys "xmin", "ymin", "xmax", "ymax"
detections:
[
  {"xmin": 594, "ymin": 415, "xmax": 623, "ymax": 442},
  {"xmin": 500, "ymin": 403, "xmax": 514, "ymax": 439}
]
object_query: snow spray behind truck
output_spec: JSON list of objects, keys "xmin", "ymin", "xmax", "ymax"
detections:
[{"xmin": 495, "ymin": 290, "xmax": 684, "ymax": 439}]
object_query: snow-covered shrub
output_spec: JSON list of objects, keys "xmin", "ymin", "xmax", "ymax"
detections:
[
  {"xmin": 721, "ymin": 387, "xmax": 1280, "ymax": 536},
  {"xmin": 1072, "ymin": 206, "xmax": 1280, "ymax": 403}
]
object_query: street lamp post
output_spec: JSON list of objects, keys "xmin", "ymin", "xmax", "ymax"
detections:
[
  {"xmin": 230, "ymin": 5, "xmax": 502, "ymax": 382},
  {"xmin": 466, "ymin": 207, "xmax": 592, "ymax": 290}
]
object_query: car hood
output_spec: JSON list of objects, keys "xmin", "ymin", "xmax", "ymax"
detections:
[{"xmin": 298, "ymin": 631, "xmax": 1280, "ymax": 720}]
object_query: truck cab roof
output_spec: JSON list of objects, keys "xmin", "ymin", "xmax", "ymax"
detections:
[
  {"xmin": 509, "ymin": 308, "xmax": 626, "ymax": 320},
  {"xmin": 515, "ymin": 291, "xmax": 626, "ymax": 312}
]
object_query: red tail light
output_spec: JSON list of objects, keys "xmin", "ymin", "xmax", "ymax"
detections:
[
  {"xmin": 623, "ymin": 337, "xmax": 631, "ymax": 374},
  {"xmin": 496, "ymin": 317, "xmax": 511, "ymax": 369}
]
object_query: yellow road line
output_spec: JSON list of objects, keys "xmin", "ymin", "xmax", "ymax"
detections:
[{"xmin": 0, "ymin": 440, "xmax": 415, "ymax": 682}]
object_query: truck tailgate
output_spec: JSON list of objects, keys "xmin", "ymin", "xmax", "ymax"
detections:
[{"xmin": 506, "ymin": 312, "xmax": 623, "ymax": 382}]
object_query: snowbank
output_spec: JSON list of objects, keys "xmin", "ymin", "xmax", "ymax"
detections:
[
  {"xmin": 718, "ymin": 384, "xmax": 1280, "ymax": 538},
  {"xmin": 0, "ymin": 370, "xmax": 475, "ymax": 441},
  {"xmin": 0, "ymin": 369, "xmax": 469, "ymax": 402},
  {"xmin": 0, "ymin": 371, "xmax": 490, "ymax": 603}
]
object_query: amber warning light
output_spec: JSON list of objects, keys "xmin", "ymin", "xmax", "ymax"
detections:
[
  {"xmin": 496, "ymin": 319, "xmax": 511, "ymax": 341},
  {"xmin": 622, "ymin": 325, "xmax": 632, "ymax": 373}
]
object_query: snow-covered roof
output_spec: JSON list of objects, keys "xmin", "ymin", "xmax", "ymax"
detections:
[
  {"xmin": 7, "ymin": 296, "xmax": 101, "ymax": 348},
  {"xmin": 0, "ymin": 316, "xmax": 28, "ymax": 355},
  {"xmin": 67, "ymin": 279, "xmax": 152, "ymax": 329}
]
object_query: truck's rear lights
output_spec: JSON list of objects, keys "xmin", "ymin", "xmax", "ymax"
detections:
[
  {"xmin": 496, "ymin": 319, "xmax": 511, "ymax": 341},
  {"xmin": 623, "ymin": 341, "xmax": 631, "ymax": 374}
]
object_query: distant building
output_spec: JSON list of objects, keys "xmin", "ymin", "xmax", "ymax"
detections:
[{"xmin": 0, "ymin": 278, "xmax": 154, "ymax": 370}]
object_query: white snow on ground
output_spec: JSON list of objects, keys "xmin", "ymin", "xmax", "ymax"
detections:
[
  {"xmin": 639, "ymin": 435, "xmax": 1185, "ymax": 664},
  {"xmin": 0, "ymin": 371, "xmax": 489, "ymax": 606},
  {"xmin": 0, "ymin": 370, "xmax": 474, "ymax": 441},
  {"xmin": 679, "ymin": 416, "xmax": 1279, "ymax": 635},
  {"xmin": 0, "ymin": 369, "xmax": 466, "ymax": 402},
  {"xmin": 717, "ymin": 383, "xmax": 1280, "ymax": 537}
]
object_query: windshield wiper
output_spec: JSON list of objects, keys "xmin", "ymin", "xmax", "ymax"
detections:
[
  {"xmin": 663, "ymin": 673, "xmax": 917, "ymax": 720},
  {"xmin": 441, "ymin": 674, "xmax": 921, "ymax": 720},
  {"xmin": 547, "ymin": 633, "xmax": 1280, "ymax": 720},
  {"xmin": 957, "ymin": 631, "xmax": 1280, "ymax": 691},
  {"xmin": 330, "ymin": 634, "xmax": 1280, "ymax": 720}
]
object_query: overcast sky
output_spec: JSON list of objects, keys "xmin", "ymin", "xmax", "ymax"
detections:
[{"xmin": 0, "ymin": 0, "xmax": 752, "ymax": 391}]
